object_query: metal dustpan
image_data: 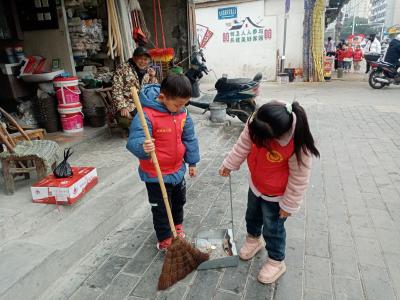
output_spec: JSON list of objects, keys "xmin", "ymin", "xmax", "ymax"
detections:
[{"xmin": 194, "ymin": 175, "xmax": 239, "ymax": 270}]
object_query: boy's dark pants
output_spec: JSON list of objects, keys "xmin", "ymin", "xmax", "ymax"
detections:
[
  {"xmin": 145, "ymin": 179, "xmax": 186, "ymax": 241},
  {"xmin": 246, "ymin": 188, "xmax": 287, "ymax": 261}
]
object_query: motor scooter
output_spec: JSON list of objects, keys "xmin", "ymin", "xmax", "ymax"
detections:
[{"xmin": 185, "ymin": 49, "xmax": 262, "ymax": 123}]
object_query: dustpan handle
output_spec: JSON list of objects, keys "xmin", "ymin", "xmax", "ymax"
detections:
[
  {"xmin": 131, "ymin": 87, "xmax": 177, "ymax": 238},
  {"xmin": 229, "ymin": 174, "xmax": 235, "ymax": 242}
]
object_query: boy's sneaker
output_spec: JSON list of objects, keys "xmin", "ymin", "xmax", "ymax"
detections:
[
  {"xmin": 175, "ymin": 224, "xmax": 185, "ymax": 238},
  {"xmin": 157, "ymin": 237, "xmax": 172, "ymax": 251},
  {"xmin": 238, "ymin": 234, "xmax": 264, "ymax": 260},
  {"xmin": 257, "ymin": 259, "xmax": 286, "ymax": 284}
]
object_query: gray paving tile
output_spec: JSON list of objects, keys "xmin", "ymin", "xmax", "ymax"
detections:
[
  {"xmin": 213, "ymin": 290, "xmax": 242, "ymax": 300},
  {"xmin": 156, "ymin": 283, "xmax": 188, "ymax": 300},
  {"xmin": 285, "ymin": 238, "xmax": 305, "ymax": 269},
  {"xmin": 375, "ymin": 228, "xmax": 400, "ymax": 254},
  {"xmin": 185, "ymin": 270, "xmax": 221, "ymax": 300},
  {"xmin": 306, "ymin": 210, "xmax": 329, "ymax": 233},
  {"xmin": 303, "ymin": 288, "xmax": 332, "ymax": 300},
  {"xmin": 286, "ymin": 217, "xmax": 306, "ymax": 240},
  {"xmin": 369, "ymin": 208, "xmax": 396, "ymax": 229},
  {"xmin": 350, "ymin": 215, "xmax": 375, "ymax": 238},
  {"xmin": 305, "ymin": 230, "xmax": 329, "ymax": 258},
  {"xmin": 382, "ymin": 252, "xmax": 400, "ymax": 298},
  {"xmin": 85, "ymin": 256, "xmax": 130, "ymax": 289},
  {"xmin": 329, "ymin": 221, "xmax": 354, "ymax": 247},
  {"xmin": 117, "ymin": 230, "xmax": 150, "ymax": 258},
  {"xmin": 304, "ymin": 255, "xmax": 332, "ymax": 292},
  {"xmin": 333, "ymin": 276, "xmax": 364, "ymax": 300},
  {"xmin": 354, "ymin": 237, "xmax": 385, "ymax": 267},
  {"xmin": 360, "ymin": 264, "xmax": 397, "ymax": 300},
  {"xmin": 69, "ymin": 286, "xmax": 101, "ymax": 300},
  {"xmin": 362, "ymin": 193, "xmax": 386, "ymax": 210},
  {"xmin": 243, "ymin": 277, "xmax": 274, "ymax": 300},
  {"xmin": 331, "ymin": 244, "xmax": 360, "ymax": 279},
  {"xmin": 129, "ymin": 254, "xmax": 164, "ymax": 298},
  {"xmin": 274, "ymin": 268, "xmax": 303, "ymax": 300},
  {"xmin": 97, "ymin": 273, "xmax": 139, "ymax": 300},
  {"xmin": 123, "ymin": 243, "xmax": 159, "ymax": 275},
  {"xmin": 219, "ymin": 259, "xmax": 251, "ymax": 295}
]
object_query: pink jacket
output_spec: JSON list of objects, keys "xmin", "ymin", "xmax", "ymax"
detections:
[{"xmin": 222, "ymin": 114, "xmax": 312, "ymax": 214}]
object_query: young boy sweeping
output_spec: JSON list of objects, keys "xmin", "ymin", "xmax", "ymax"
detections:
[{"xmin": 126, "ymin": 74, "xmax": 199, "ymax": 251}]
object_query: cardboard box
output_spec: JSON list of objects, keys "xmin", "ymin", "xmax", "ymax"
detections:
[{"xmin": 31, "ymin": 167, "xmax": 98, "ymax": 205}]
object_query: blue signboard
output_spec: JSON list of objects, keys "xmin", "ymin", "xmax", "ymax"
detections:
[{"xmin": 218, "ymin": 7, "xmax": 237, "ymax": 20}]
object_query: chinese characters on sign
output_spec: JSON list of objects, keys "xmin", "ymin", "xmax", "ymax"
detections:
[
  {"xmin": 222, "ymin": 17, "xmax": 272, "ymax": 44},
  {"xmin": 223, "ymin": 28, "xmax": 272, "ymax": 43}
]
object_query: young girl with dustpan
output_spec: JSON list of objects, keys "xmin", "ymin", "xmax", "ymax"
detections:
[{"xmin": 220, "ymin": 101, "xmax": 320, "ymax": 284}]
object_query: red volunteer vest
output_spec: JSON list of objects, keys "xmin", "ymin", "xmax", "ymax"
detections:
[
  {"xmin": 353, "ymin": 50, "xmax": 363, "ymax": 61},
  {"xmin": 247, "ymin": 138, "xmax": 295, "ymax": 196},
  {"xmin": 139, "ymin": 107, "xmax": 187, "ymax": 177}
]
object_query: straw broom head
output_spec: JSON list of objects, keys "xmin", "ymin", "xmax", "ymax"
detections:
[{"xmin": 158, "ymin": 237, "xmax": 209, "ymax": 290}]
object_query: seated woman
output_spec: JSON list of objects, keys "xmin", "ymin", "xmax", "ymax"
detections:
[{"xmin": 112, "ymin": 47, "xmax": 157, "ymax": 130}]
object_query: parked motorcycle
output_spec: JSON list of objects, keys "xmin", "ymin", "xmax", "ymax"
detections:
[
  {"xmin": 185, "ymin": 49, "xmax": 262, "ymax": 123},
  {"xmin": 368, "ymin": 58, "xmax": 400, "ymax": 89}
]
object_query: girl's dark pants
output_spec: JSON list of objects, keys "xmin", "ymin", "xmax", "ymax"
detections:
[{"xmin": 246, "ymin": 188, "xmax": 287, "ymax": 261}]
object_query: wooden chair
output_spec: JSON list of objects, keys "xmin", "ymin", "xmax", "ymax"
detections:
[
  {"xmin": 96, "ymin": 87, "xmax": 119, "ymax": 135},
  {"xmin": 0, "ymin": 107, "xmax": 59, "ymax": 195}
]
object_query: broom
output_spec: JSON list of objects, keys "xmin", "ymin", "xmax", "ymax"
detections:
[
  {"xmin": 148, "ymin": 0, "xmax": 175, "ymax": 63},
  {"xmin": 131, "ymin": 87, "xmax": 209, "ymax": 290}
]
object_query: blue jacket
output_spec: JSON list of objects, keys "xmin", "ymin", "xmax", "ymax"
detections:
[{"xmin": 126, "ymin": 84, "xmax": 200, "ymax": 184}]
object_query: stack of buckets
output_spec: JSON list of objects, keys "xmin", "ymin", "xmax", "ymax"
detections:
[{"xmin": 54, "ymin": 77, "xmax": 84, "ymax": 134}]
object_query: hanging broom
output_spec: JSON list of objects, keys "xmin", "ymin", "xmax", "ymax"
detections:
[
  {"xmin": 149, "ymin": 0, "xmax": 174, "ymax": 81},
  {"xmin": 131, "ymin": 87, "xmax": 209, "ymax": 290}
]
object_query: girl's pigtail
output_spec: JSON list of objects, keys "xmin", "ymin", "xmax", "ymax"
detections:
[{"xmin": 292, "ymin": 101, "xmax": 320, "ymax": 165}]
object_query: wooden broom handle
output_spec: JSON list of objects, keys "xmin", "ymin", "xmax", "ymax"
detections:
[{"xmin": 131, "ymin": 87, "xmax": 177, "ymax": 238}]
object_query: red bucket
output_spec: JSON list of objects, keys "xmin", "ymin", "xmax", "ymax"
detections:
[
  {"xmin": 58, "ymin": 103, "xmax": 84, "ymax": 134},
  {"xmin": 54, "ymin": 77, "xmax": 81, "ymax": 105}
]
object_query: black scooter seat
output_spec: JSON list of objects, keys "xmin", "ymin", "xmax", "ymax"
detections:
[{"xmin": 215, "ymin": 77, "xmax": 253, "ymax": 92}]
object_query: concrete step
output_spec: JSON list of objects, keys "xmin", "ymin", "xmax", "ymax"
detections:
[
  {"xmin": 0, "ymin": 167, "xmax": 148, "ymax": 300},
  {"xmin": 0, "ymin": 130, "xmax": 131, "ymax": 247},
  {"xmin": 0, "ymin": 127, "xmax": 146, "ymax": 300}
]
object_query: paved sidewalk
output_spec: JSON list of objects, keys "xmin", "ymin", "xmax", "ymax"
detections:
[{"xmin": 40, "ymin": 80, "xmax": 400, "ymax": 300}]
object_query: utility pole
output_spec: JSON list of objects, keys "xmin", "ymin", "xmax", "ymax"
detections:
[
  {"xmin": 352, "ymin": 6, "xmax": 356, "ymax": 35},
  {"xmin": 335, "ymin": 10, "xmax": 343, "ymax": 43},
  {"xmin": 280, "ymin": 0, "xmax": 290, "ymax": 72}
]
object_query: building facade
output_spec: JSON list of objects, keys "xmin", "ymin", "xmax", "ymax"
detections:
[
  {"xmin": 194, "ymin": 0, "xmax": 305, "ymax": 82},
  {"xmin": 370, "ymin": 0, "xmax": 400, "ymax": 27},
  {"xmin": 343, "ymin": 0, "xmax": 371, "ymax": 20}
]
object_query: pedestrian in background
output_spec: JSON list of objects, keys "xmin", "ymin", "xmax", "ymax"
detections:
[
  {"xmin": 219, "ymin": 101, "xmax": 320, "ymax": 284},
  {"xmin": 364, "ymin": 34, "xmax": 382, "ymax": 73},
  {"xmin": 337, "ymin": 44, "xmax": 346, "ymax": 69},
  {"xmin": 344, "ymin": 44, "xmax": 354, "ymax": 72},
  {"xmin": 325, "ymin": 36, "xmax": 336, "ymax": 57},
  {"xmin": 353, "ymin": 45, "xmax": 364, "ymax": 72}
]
